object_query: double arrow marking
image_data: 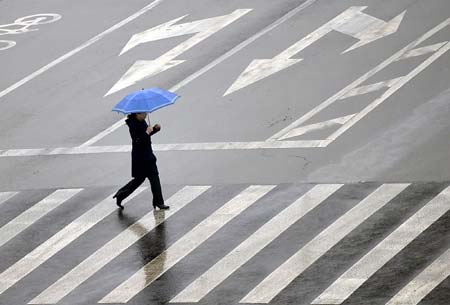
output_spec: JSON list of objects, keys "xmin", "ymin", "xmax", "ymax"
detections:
[
  {"xmin": 106, "ymin": 9, "xmax": 251, "ymax": 96},
  {"xmin": 224, "ymin": 6, "xmax": 405, "ymax": 95},
  {"xmin": 107, "ymin": 6, "xmax": 405, "ymax": 97}
]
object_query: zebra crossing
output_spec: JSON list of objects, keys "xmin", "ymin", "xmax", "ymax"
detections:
[{"xmin": 0, "ymin": 182, "xmax": 449, "ymax": 305}]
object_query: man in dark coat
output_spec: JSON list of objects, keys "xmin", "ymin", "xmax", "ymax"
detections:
[{"xmin": 113, "ymin": 112, "xmax": 169, "ymax": 210}]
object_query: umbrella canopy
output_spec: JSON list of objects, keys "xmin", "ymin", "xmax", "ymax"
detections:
[{"xmin": 112, "ymin": 87, "xmax": 179, "ymax": 114}]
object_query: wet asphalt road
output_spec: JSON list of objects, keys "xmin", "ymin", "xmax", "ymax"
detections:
[
  {"xmin": 0, "ymin": 0, "xmax": 449, "ymax": 189},
  {"xmin": 1, "ymin": 183, "xmax": 450, "ymax": 305},
  {"xmin": 0, "ymin": 0, "xmax": 450, "ymax": 304}
]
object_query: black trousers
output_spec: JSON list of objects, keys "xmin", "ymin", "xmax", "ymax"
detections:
[{"xmin": 115, "ymin": 174, "xmax": 164, "ymax": 205}]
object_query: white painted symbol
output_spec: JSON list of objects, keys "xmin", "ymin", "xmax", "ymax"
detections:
[
  {"xmin": 276, "ymin": 114, "xmax": 356, "ymax": 141},
  {"xmin": 77, "ymin": 0, "xmax": 316, "ymax": 147},
  {"xmin": 225, "ymin": 6, "xmax": 406, "ymax": 95},
  {"xmin": 0, "ymin": 16, "xmax": 448, "ymax": 157},
  {"xmin": 0, "ymin": 0, "xmax": 163, "ymax": 100},
  {"xmin": 106, "ymin": 9, "xmax": 252, "ymax": 96},
  {"xmin": 0, "ymin": 40, "xmax": 16, "ymax": 51},
  {"xmin": 0, "ymin": 14, "xmax": 61, "ymax": 51},
  {"xmin": 0, "ymin": 39, "xmax": 447, "ymax": 157},
  {"xmin": 269, "ymin": 40, "xmax": 449, "ymax": 144}
]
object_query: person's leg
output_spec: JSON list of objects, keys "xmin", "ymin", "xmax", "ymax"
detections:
[
  {"xmin": 113, "ymin": 176, "xmax": 146, "ymax": 209},
  {"xmin": 148, "ymin": 174, "xmax": 169, "ymax": 209}
]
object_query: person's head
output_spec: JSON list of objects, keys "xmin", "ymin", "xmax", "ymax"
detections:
[{"xmin": 128, "ymin": 112, "xmax": 147, "ymax": 121}]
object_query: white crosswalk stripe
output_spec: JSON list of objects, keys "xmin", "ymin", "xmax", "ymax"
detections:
[
  {"xmin": 170, "ymin": 184, "xmax": 342, "ymax": 303},
  {"xmin": 0, "ymin": 189, "xmax": 82, "ymax": 249},
  {"xmin": 29, "ymin": 186, "xmax": 210, "ymax": 304},
  {"xmin": 0, "ymin": 183, "xmax": 449, "ymax": 305},
  {"xmin": 99, "ymin": 185, "xmax": 275, "ymax": 303},
  {"xmin": 240, "ymin": 183, "xmax": 409, "ymax": 303},
  {"xmin": 0, "ymin": 187, "xmax": 147, "ymax": 296},
  {"xmin": 312, "ymin": 185, "xmax": 450, "ymax": 305},
  {"xmin": 386, "ymin": 245, "xmax": 450, "ymax": 305},
  {"xmin": 0, "ymin": 191, "xmax": 18, "ymax": 207}
]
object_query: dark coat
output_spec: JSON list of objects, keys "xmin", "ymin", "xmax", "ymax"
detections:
[{"xmin": 126, "ymin": 116, "xmax": 160, "ymax": 178}]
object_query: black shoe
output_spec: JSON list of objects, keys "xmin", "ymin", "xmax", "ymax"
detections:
[
  {"xmin": 153, "ymin": 203, "xmax": 169, "ymax": 210},
  {"xmin": 113, "ymin": 195, "xmax": 124, "ymax": 210}
]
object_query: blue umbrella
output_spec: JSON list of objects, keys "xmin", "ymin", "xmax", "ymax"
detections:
[{"xmin": 112, "ymin": 87, "xmax": 179, "ymax": 114}]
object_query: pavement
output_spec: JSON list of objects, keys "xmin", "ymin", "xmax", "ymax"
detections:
[{"xmin": 0, "ymin": 0, "xmax": 450, "ymax": 304}]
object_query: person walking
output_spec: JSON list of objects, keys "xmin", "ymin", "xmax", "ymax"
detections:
[{"xmin": 113, "ymin": 112, "xmax": 169, "ymax": 210}]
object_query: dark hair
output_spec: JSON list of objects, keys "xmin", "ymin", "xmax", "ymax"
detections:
[{"xmin": 127, "ymin": 113, "xmax": 137, "ymax": 119}]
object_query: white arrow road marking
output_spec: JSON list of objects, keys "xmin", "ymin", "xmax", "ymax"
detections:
[
  {"xmin": 224, "ymin": 6, "xmax": 406, "ymax": 96},
  {"xmin": 224, "ymin": 57, "xmax": 302, "ymax": 96},
  {"xmin": 240, "ymin": 184, "xmax": 409, "ymax": 303},
  {"xmin": 312, "ymin": 185, "xmax": 450, "ymax": 304},
  {"xmin": 2, "ymin": 14, "xmax": 447, "ymax": 157},
  {"xmin": 77, "ymin": 0, "xmax": 319, "ymax": 147},
  {"xmin": 341, "ymin": 9, "xmax": 405, "ymax": 53},
  {"xmin": 327, "ymin": 42, "xmax": 450, "ymax": 143},
  {"xmin": 99, "ymin": 185, "xmax": 275, "ymax": 304},
  {"xmin": 0, "ymin": 41, "xmax": 448, "ymax": 156},
  {"xmin": 119, "ymin": 15, "xmax": 187, "ymax": 55},
  {"xmin": 268, "ymin": 17, "xmax": 450, "ymax": 143},
  {"xmin": 386, "ymin": 245, "xmax": 450, "ymax": 305},
  {"xmin": 0, "ymin": 0, "xmax": 165, "ymax": 100},
  {"xmin": 106, "ymin": 9, "xmax": 252, "ymax": 96}
]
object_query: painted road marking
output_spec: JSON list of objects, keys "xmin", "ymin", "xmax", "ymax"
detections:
[
  {"xmin": 326, "ymin": 42, "xmax": 450, "ymax": 143},
  {"xmin": 396, "ymin": 42, "xmax": 448, "ymax": 61},
  {"xmin": 0, "ymin": 140, "xmax": 329, "ymax": 157},
  {"xmin": 0, "ymin": 189, "xmax": 82, "ymax": 249},
  {"xmin": 0, "ymin": 14, "xmax": 61, "ymax": 52},
  {"xmin": 0, "ymin": 182, "xmax": 448, "ymax": 303},
  {"xmin": 0, "ymin": 0, "xmax": 165, "ymax": 100},
  {"xmin": 278, "ymin": 115, "xmax": 356, "ymax": 141},
  {"xmin": 385, "ymin": 245, "xmax": 450, "ymax": 305},
  {"xmin": 99, "ymin": 185, "xmax": 275, "ymax": 304},
  {"xmin": 240, "ymin": 184, "xmax": 409, "ymax": 303},
  {"xmin": 106, "ymin": 9, "xmax": 252, "ymax": 96},
  {"xmin": 0, "ymin": 187, "xmax": 146, "ymax": 297},
  {"xmin": 312, "ymin": 185, "xmax": 450, "ymax": 305},
  {"xmin": 268, "ymin": 17, "xmax": 450, "ymax": 142},
  {"xmin": 0, "ymin": 40, "xmax": 15, "ymax": 51},
  {"xmin": 170, "ymin": 184, "xmax": 342, "ymax": 303},
  {"xmin": 224, "ymin": 6, "xmax": 405, "ymax": 95},
  {"xmin": 0, "ymin": 191, "xmax": 18, "ymax": 206},
  {"xmin": 80, "ymin": 0, "xmax": 318, "ymax": 147},
  {"xmin": 339, "ymin": 77, "xmax": 404, "ymax": 99},
  {"xmin": 1, "ymin": 15, "xmax": 448, "ymax": 156},
  {"xmin": 29, "ymin": 186, "xmax": 210, "ymax": 304},
  {"xmin": 78, "ymin": 118, "xmax": 127, "ymax": 147}
]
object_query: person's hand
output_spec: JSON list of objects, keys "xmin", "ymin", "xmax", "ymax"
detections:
[
  {"xmin": 146, "ymin": 126, "xmax": 154, "ymax": 134},
  {"xmin": 153, "ymin": 124, "xmax": 161, "ymax": 131}
]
